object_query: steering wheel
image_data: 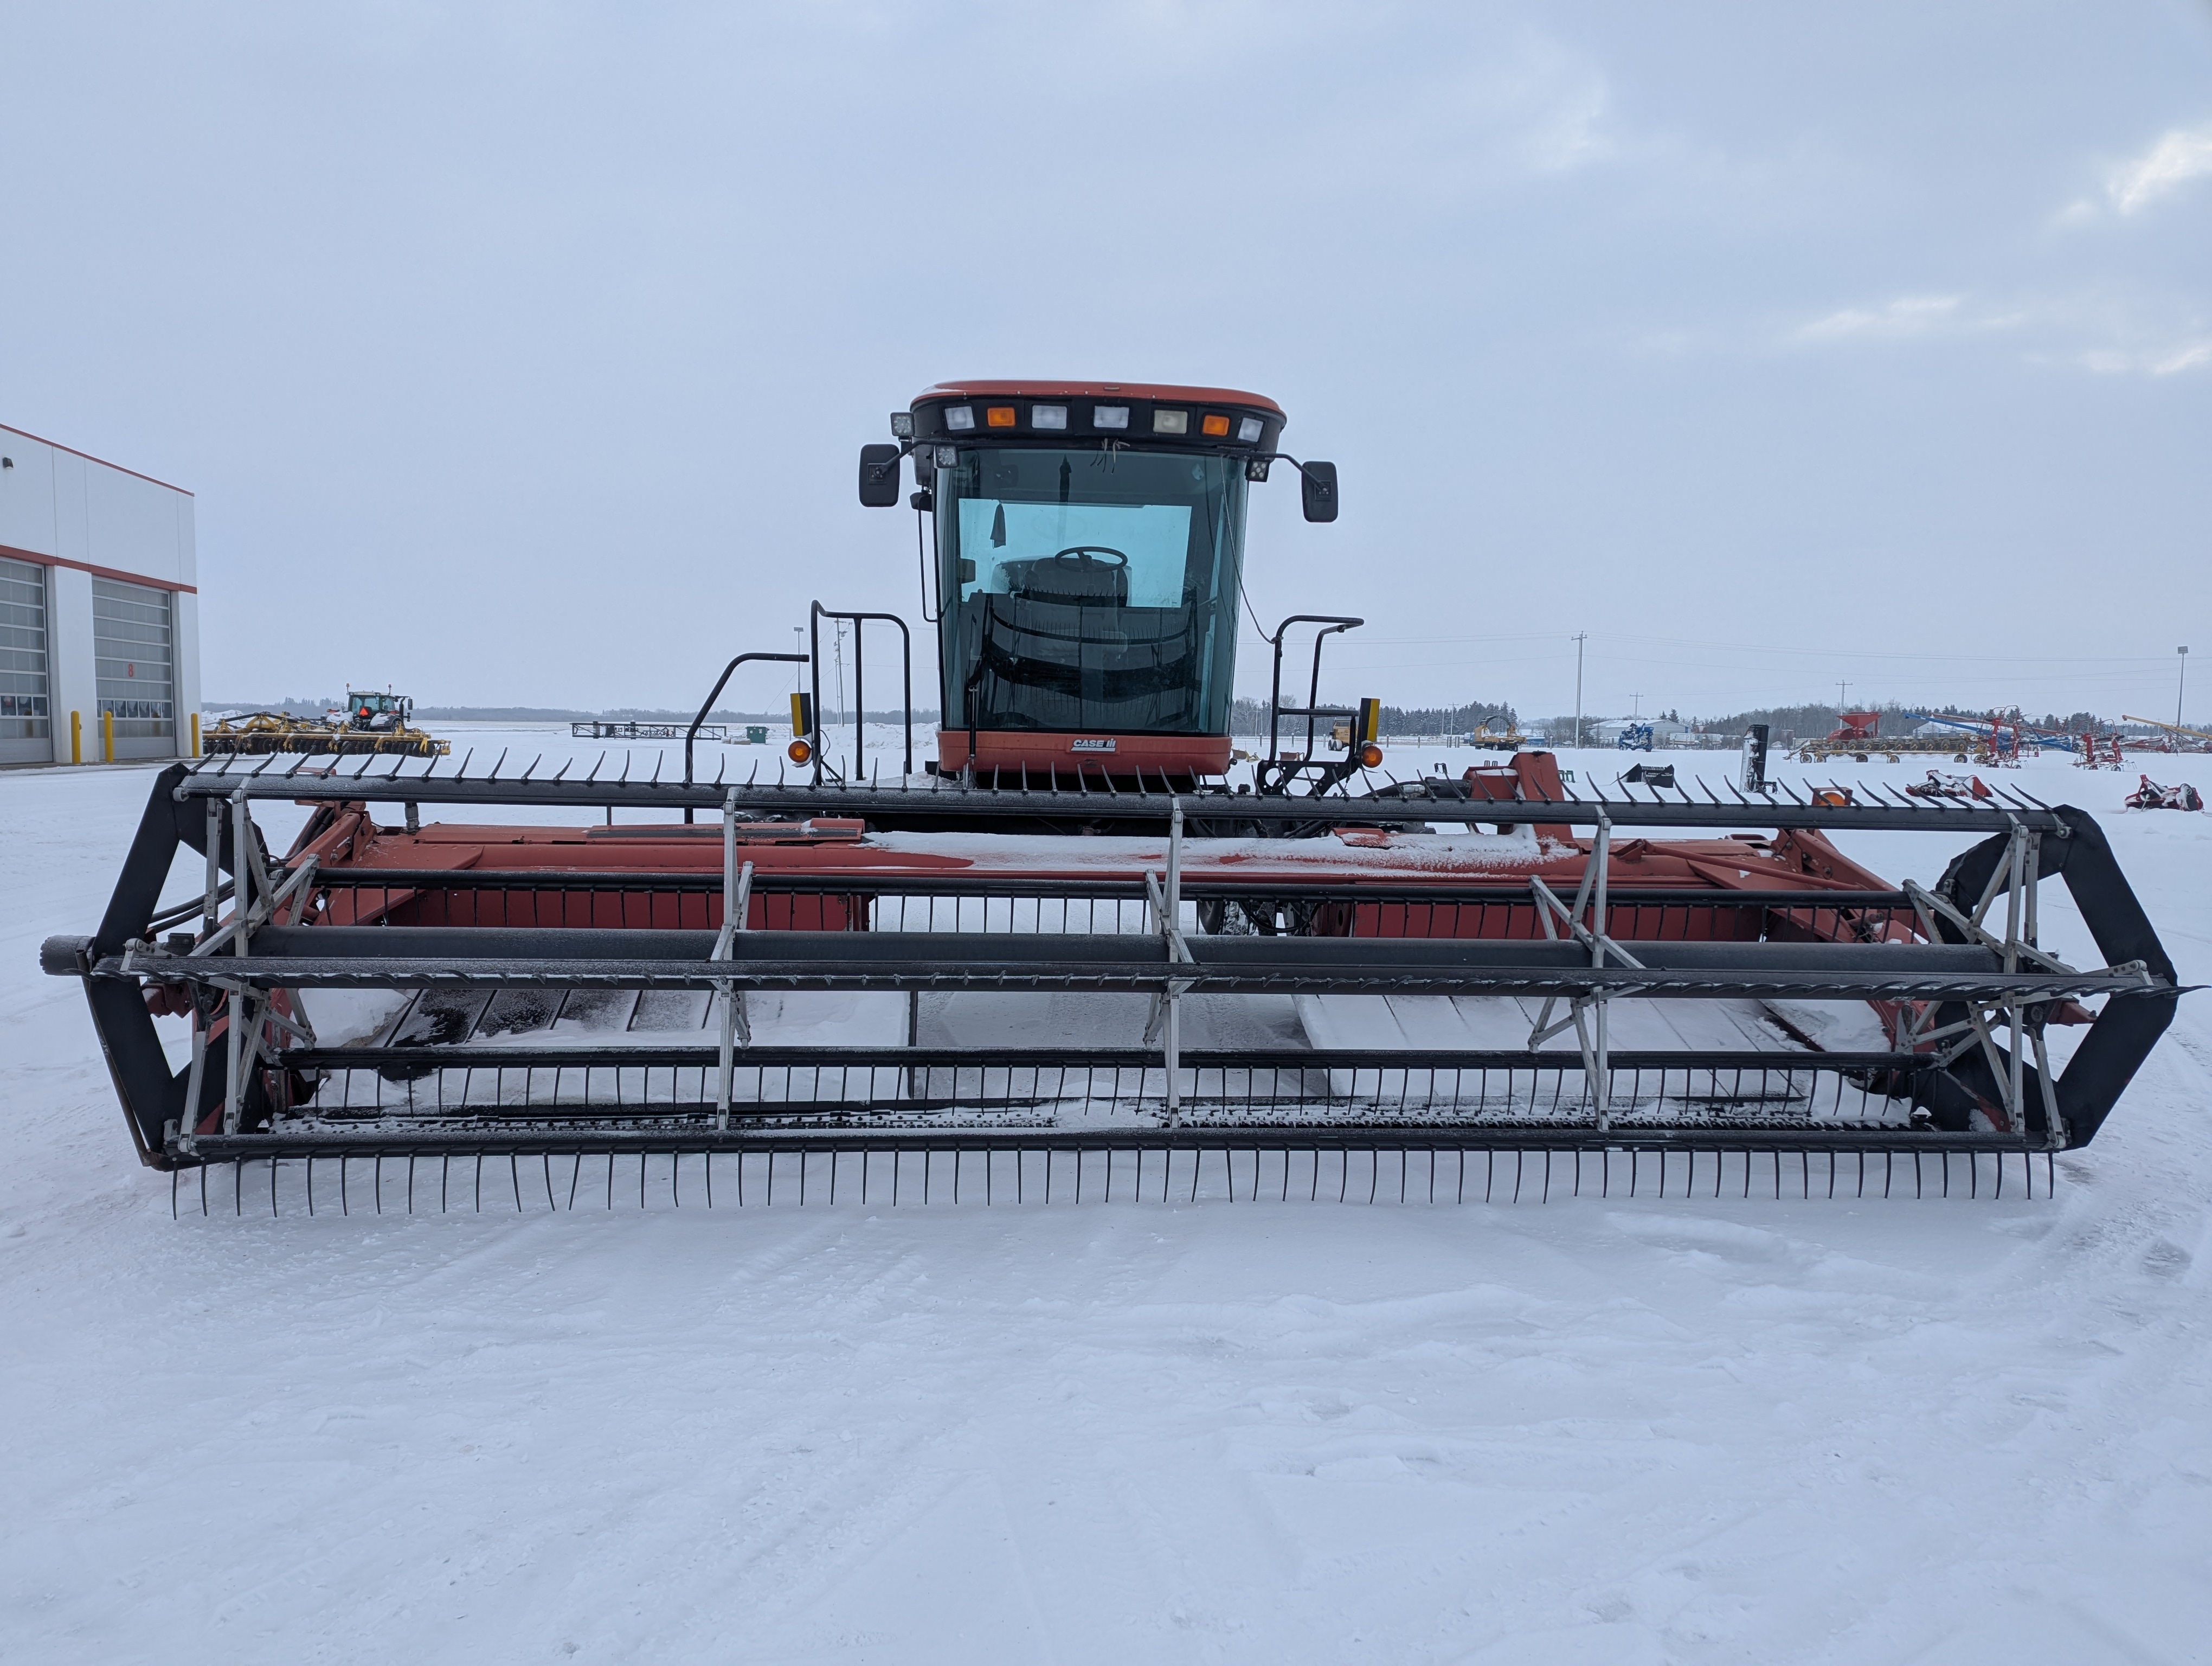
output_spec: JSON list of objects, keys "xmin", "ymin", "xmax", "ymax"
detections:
[{"xmin": 1046, "ymin": 546, "xmax": 1128, "ymax": 568}]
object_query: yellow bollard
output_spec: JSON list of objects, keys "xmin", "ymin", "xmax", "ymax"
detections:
[
  {"xmin": 190, "ymin": 711, "xmax": 200, "ymax": 758},
  {"xmin": 70, "ymin": 709, "xmax": 81, "ymax": 765},
  {"xmin": 102, "ymin": 707, "xmax": 114, "ymax": 763}
]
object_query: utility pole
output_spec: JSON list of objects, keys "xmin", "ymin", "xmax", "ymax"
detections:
[
  {"xmin": 2179, "ymin": 647, "xmax": 2190, "ymax": 729},
  {"xmin": 833, "ymin": 620, "xmax": 848, "ymax": 729},
  {"xmin": 1837, "ymin": 680, "xmax": 1850, "ymax": 711},
  {"xmin": 1573, "ymin": 632, "xmax": 1587, "ymax": 748}
]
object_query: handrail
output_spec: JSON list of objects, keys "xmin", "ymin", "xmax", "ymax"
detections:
[
  {"xmin": 681, "ymin": 651, "xmax": 808, "ymax": 823},
  {"xmin": 1265, "ymin": 614, "xmax": 1364, "ymax": 765},
  {"xmin": 810, "ymin": 602, "xmax": 914, "ymax": 785}
]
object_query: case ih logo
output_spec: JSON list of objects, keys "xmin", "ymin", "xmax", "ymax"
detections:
[{"xmin": 1068, "ymin": 737, "xmax": 1116, "ymax": 752}]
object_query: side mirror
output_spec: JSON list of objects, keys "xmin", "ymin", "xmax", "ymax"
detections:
[
  {"xmin": 858, "ymin": 444, "xmax": 902, "ymax": 508},
  {"xmin": 1300, "ymin": 460, "xmax": 1339, "ymax": 523}
]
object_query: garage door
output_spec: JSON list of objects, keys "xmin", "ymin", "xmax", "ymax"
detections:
[
  {"xmin": 94, "ymin": 576, "xmax": 176, "ymax": 760},
  {"xmin": 0, "ymin": 556, "xmax": 53, "ymax": 765}
]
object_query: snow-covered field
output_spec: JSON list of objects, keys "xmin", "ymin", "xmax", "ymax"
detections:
[{"xmin": 4, "ymin": 739, "xmax": 2210, "ymax": 1664}]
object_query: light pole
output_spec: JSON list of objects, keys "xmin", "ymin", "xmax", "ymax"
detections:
[
  {"xmin": 2179, "ymin": 646, "xmax": 2190, "ymax": 729},
  {"xmin": 1573, "ymin": 632, "xmax": 1587, "ymax": 748}
]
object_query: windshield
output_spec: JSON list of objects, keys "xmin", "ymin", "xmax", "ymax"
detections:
[{"xmin": 935, "ymin": 447, "xmax": 1247, "ymax": 736}]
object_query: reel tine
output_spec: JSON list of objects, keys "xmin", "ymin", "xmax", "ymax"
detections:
[{"xmin": 168, "ymin": 1130, "xmax": 2057, "ymax": 1219}]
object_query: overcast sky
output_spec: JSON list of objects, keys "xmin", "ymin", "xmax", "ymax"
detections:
[{"xmin": 4, "ymin": 2, "xmax": 2208, "ymax": 722}]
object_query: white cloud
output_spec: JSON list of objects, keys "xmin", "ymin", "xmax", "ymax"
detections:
[
  {"xmin": 2107, "ymin": 123, "xmax": 2212, "ymax": 215},
  {"xmin": 2079, "ymin": 339, "xmax": 2212, "ymax": 377},
  {"xmin": 1795, "ymin": 294, "xmax": 1964, "ymax": 342},
  {"xmin": 1787, "ymin": 293, "xmax": 2211, "ymax": 375}
]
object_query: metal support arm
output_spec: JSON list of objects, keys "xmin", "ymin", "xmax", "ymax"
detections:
[{"xmin": 683, "ymin": 651, "xmax": 809, "ymax": 822}]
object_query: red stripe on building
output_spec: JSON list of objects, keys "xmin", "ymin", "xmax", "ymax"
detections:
[{"xmin": 0, "ymin": 544, "xmax": 198, "ymax": 595}]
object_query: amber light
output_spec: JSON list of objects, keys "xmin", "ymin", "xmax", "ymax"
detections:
[
  {"xmin": 1200, "ymin": 414, "xmax": 1231, "ymax": 437},
  {"xmin": 986, "ymin": 406, "xmax": 1017, "ymax": 428},
  {"xmin": 787, "ymin": 738, "xmax": 813, "ymax": 764},
  {"xmin": 1359, "ymin": 742, "xmax": 1385, "ymax": 768}
]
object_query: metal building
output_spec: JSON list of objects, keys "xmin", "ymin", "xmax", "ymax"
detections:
[{"xmin": 0, "ymin": 422, "xmax": 200, "ymax": 766}]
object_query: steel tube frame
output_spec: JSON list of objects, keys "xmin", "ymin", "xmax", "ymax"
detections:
[
  {"xmin": 176, "ymin": 1125, "xmax": 2045, "ymax": 1162},
  {"xmin": 680, "ymin": 650, "xmax": 809, "ymax": 823},
  {"xmin": 43, "ymin": 765, "xmax": 2187, "ymax": 1172},
  {"xmin": 1266, "ymin": 613, "xmax": 1364, "ymax": 764},
  {"xmin": 164, "ymin": 766, "xmax": 2082, "ymax": 833},
  {"xmin": 809, "ymin": 601, "xmax": 912, "ymax": 785}
]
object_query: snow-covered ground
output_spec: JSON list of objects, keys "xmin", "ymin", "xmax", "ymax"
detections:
[{"xmin": 4, "ymin": 740, "xmax": 2210, "ymax": 1663}]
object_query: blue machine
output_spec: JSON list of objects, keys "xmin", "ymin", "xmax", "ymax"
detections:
[{"xmin": 1901, "ymin": 711, "xmax": 2079, "ymax": 755}]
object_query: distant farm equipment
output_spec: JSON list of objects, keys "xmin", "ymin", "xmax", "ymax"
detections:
[
  {"xmin": 574, "ymin": 720, "xmax": 719, "ymax": 741},
  {"xmin": 203, "ymin": 689, "xmax": 448, "ymax": 759},
  {"xmin": 1905, "ymin": 770, "xmax": 1994, "ymax": 802},
  {"xmin": 1796, "ymin": 712, "xmax": 1893, "ymax": 763},
  {"xmin": 2075, "ymin": 734, "xmax": 2125, "ymax": 771},
  {"xmin": 1465, "ymin": 718, "xmax": 1526, "ymax": 750},
  {"xmin": 2125, "ymin": 776, "xmax": 2203, "ymax": 812},
  {"xmin": 2122, "ymin": 716, "xmax": 2212, "ymax": 754},
  {"xmin": 1900, "ymin": 709, "xmax": 2132, "ymax": 766}
]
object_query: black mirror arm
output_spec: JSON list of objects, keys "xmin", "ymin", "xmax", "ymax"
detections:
[
  {"xmin": 1248, "ymin": 451, "xmax": 1325, "ymax": 484},
  {"xmin": 863, "ymin": 438, "xmax": 916, "ymax": 489}
]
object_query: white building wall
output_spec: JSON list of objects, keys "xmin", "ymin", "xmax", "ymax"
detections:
[
  {"xmin": 173, "ymin": 589, "xmax": 201, "ymax": 753},
  {"xmin": 53, "ymin": 448, "xmax": 89, "ymax": 564},
  {"xmin": 0, "ymin": 435, "xmax": 60, "ymax": 556},
  {"xmin": 0, "ymin": 422, "xmax": 198, "ymax": 764},
  {"xmin": 48, "ymin": 566, "xmax": 97, "ymax": 759}
]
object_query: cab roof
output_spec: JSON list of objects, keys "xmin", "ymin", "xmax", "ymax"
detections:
[{"xmin": 914, "ymin": 380, "xmax": 1283, "ymax": 416}]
